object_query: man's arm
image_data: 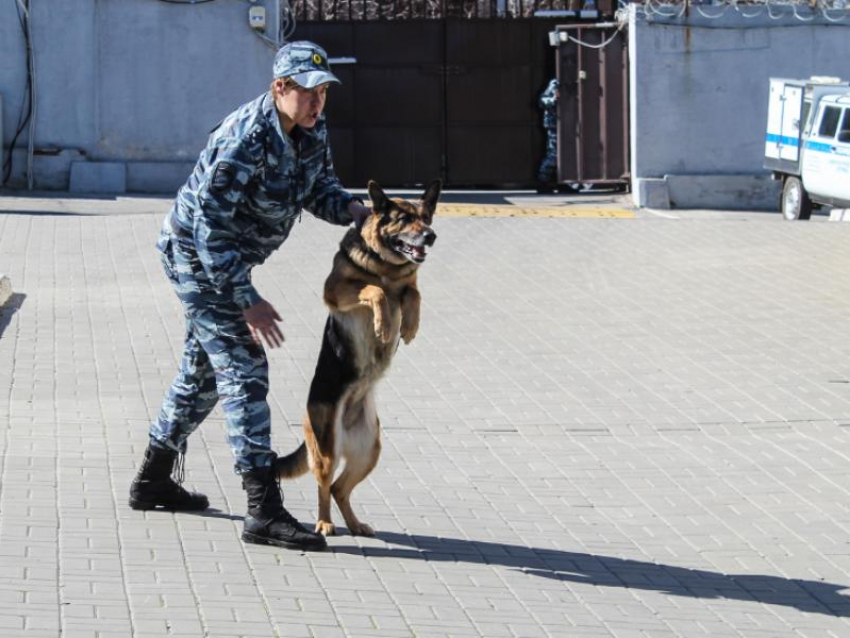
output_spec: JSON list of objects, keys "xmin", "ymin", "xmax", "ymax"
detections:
[
  {"xmin": 348, "ymin": 199, "xmax": 372, "ymax": 228},
  {"xmin": 193, "ymin": 138, "xmax": 263, "ymax": 310},
  {"xmin": 193, "ymin": 138, "xmax": 287, "ymax": 348}
]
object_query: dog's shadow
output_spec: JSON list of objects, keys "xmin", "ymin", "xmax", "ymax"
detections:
[{"xmin": 330, "ymin": 531, "xmax": 850, "ymax": 617}]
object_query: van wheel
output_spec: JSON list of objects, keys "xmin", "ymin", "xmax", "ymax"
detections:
[{"xmin": 782, "ymin": 177, "xmax": 812, "ymax": 220}]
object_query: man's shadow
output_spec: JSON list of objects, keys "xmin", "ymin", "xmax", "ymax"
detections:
[
  {"xmin": 0, "ymin": 293, "xmax": 26, "ymax": 340},
  {"xmin": 330, "ymin": 531, "xmax": 850, "ymax": 617}
]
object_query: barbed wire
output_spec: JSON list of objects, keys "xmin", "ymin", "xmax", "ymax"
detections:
[
  {"xmin": 638, "ymin": 0, "xmax": 850, "ymax": 23},
  {"xmin": 287, "ymin": 0, "xmax": 849, "ymax": 21}
]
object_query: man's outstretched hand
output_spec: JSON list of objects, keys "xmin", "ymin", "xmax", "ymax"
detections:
[
  {"xmin": 348, "ymin": 200, "xmax": 372, "ymax": 229},
  {"xmin": 243, "ymin": 299, "xmax": 284, "ymax": 348}
]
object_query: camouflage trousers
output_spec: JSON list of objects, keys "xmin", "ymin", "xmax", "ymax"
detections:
[
  {"xmin": 149, "ymin": 239, "xmax": 274, "ymax": 474},
  {"xmin": 537, "ymin": 126, "xmax": 558, "ymax": 183}
]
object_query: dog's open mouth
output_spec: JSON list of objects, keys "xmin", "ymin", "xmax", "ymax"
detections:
[{"xmin": 392, "ymin": 237, "xmax": 427, "ymax": 263}]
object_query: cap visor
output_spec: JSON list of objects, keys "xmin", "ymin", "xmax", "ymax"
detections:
[{"xmin": 290, "ymin": 70, "xmax": 341, "ymax": 88}]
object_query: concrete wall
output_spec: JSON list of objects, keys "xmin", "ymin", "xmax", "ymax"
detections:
[
  {"xmin": 0, "ymin": 0, "xmax": 281, "ymax": 192},
  {"xmin": 5, "ymin": 2, "xmax": 850, "ymax": 203},
  {"xmin": 629, "ymin": 5, "xmax": 850, "ymax": 209}
]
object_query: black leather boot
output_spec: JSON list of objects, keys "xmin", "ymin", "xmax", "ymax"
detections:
[
  {"xmin": 241, "ymin": 467, "xmax": 327, "ymax": 551},
  {"xmin": 128, "ymin": 444, "xmax": 209, "ymax": 511}
]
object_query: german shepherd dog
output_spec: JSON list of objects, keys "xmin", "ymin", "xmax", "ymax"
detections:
[{"xmin": 275, "ymin": 179, "xmax": 441, "ymax": 536}]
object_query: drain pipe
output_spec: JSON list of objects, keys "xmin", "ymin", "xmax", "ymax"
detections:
[{"xmin": 25, "ymin": 0, "xmax": 36, "ymax": 190}]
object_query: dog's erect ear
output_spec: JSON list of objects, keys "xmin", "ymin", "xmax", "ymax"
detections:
[
  {"xmin": 368, "ymin": 180, "xmax": 390, "ymax": 214},
  {"xmin": 421, "ymin": 179, "xmax": 442, "ymax": 221}
]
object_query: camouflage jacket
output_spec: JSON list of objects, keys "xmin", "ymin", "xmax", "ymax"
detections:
[
  {"xmin": 158, "ymin": 91, "xmax": 355, "ymax": 309},
  {"xmin": 539, "ymin": 79, "xmax": 559, "ymax": 129}
]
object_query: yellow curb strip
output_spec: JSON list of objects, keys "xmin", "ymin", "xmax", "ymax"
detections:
[{"xmin": 436, "ymin": 203, "xmax": 635, "ymax": 219}]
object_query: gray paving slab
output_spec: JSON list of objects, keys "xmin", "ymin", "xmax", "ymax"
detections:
[{"xmin": 1, "ymin": 196, "xmax": 850, "ymax": 637}]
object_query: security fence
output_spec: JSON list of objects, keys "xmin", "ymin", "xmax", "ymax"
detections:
[{"xmin": 290, "ymin": 0, "xmax": 589, "ymax": 21}]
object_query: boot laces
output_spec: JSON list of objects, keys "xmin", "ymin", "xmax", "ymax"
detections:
[{"xmin": 172, "ymin": 452, "xmax": 186, "ymax": 485}]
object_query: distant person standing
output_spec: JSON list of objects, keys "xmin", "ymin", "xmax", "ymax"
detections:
[{"xmin": 536, "ymin": 78, "xmax": 559, "ymax": 192}]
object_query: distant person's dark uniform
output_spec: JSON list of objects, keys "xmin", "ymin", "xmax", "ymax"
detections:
[{"xmin": 537, "ymin": 79, "xmax": 559, "ymax": 186}]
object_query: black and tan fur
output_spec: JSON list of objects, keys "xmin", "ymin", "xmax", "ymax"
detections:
[{"xmin": 275, "ymin": 180, "xmax": 441, "ymax": 536}]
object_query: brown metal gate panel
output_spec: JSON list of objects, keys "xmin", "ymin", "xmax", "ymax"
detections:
[
  {"xmin": 445, "ymin": 18, "xmax": 563, "ymax": 186},
  {"xmin": 295, "ymin": 21, "xmax": 444, "ymax": 188},
  {"xmin": 445, "ymin": 20, "xmax": 532, "ymax": 185},
  {"xmin": 556, "ymin": 25, "xmax": 629, "ymax": 184},
  {"xmin": 352, "ymin": 22, "xmax": 444, "ymax": 185}
]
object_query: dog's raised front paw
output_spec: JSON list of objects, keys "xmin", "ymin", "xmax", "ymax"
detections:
[
  {"xmin": 315, "ymin": 520, "xmax": 336, "ymax": 536},
  {"xmin": 400, "ymin": 325, "xmax": 417, "ymax": 344},
  {"xmin": 374, "ymin": 320, "xmax": 392, "ymax": 344}
]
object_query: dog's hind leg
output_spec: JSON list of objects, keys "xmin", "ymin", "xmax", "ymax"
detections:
[
  {"xmin": 315, "ymin": 476, "xmax": 336, "ymax": 537},
  {"xmin": 304, "ymin": 403, "xmax": 340, "ymax": 536},
  {"xmin": 333, "ymin": 395, "xmax": 382, "ymax": 536},
  {"xmin": 332, "ymin": 436, "xmax": 381, "ymax": 537}
]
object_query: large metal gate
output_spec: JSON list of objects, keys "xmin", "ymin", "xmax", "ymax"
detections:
[{"xmin": 294, "ymin": 18, "xmax": 628, "ymax": 188}]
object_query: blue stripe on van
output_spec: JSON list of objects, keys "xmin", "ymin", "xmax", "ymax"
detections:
[
  {"xmin": 805, "ymin": 140, "xmax": 833, "ymax": 153},
  {"xmin": 765, "ymin": 133, "xmax": 800, "ymax": 147}
]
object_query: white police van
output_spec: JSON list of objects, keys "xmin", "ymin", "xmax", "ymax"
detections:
[{"xmin": 764, "ymin": 77, "xmax": 850, "ymax": 220}]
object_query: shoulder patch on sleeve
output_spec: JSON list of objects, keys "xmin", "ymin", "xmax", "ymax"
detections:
[{"xmin": 211, "ymin": 162, "xmax": 237, "ymax": 193}]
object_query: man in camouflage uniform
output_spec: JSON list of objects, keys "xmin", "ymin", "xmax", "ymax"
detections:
[
  {"xmin": 536, "ymin": 78, "xmax": 560, "ymax": 190},
  {"xmin": 129, "ymin": 41, "xmax": 371, "ymax": 551}
]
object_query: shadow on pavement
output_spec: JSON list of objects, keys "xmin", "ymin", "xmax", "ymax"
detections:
[
  {"xmin": 0, "ymin": 293, "xmax": 26, "ymax": 339},
  {"xmin": 329, "ymin": 531, "xmax": 850, "ymax": 617},
  {"xmin": 0, "ymin": 189, "xmax": 122, "ymax": 201},
  {"xmin": 0, "ymin": 210, "xmax": 96, "ymax": 217},
  {"xmin": 184, "ymin": 508, "xmax": 244, "ymax": 522}
]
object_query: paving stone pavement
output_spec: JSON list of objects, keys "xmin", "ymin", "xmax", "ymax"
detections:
[{"xmin": 0, "ymin": 198, "xmax": 849, "ymax": 638}]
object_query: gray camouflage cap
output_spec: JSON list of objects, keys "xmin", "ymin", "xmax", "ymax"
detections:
[{"xmin": 273, "ymin": 41, "xmax": 340, "ymax": 88}]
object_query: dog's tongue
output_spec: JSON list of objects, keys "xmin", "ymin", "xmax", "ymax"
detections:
[{"xmin": 413, "ymin": 246, "xmax": 425, "ymax": 259}]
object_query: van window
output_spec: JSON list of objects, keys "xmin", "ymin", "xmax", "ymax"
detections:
[
  {"xmin": 801, "ymin": 101, "xmax": 812, "ymax": 133},
  {"xmin": 838, "ymin": 109, "xmax": 850, "ymax": 144},
  {"xmin": 818, "ymin": 106, "xmax": 841, "ymax": 138}
]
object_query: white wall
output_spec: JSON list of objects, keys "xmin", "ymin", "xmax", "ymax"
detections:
[
  {"xmin": 0, "ymin": 0, "xmax": 282, "ymax": 191},
  {"xmin": 629, "ymin": 4, "xmax": 850, "ymax": 209}
]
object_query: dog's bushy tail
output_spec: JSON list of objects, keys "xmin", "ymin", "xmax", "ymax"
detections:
[{"xmin": 274, "ymin": 442, "xmax": 310, "ymax": 479}]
